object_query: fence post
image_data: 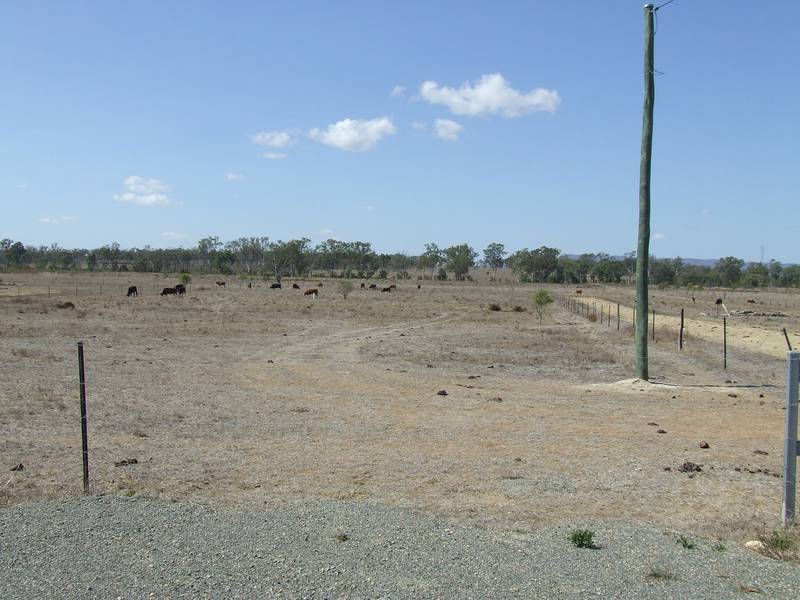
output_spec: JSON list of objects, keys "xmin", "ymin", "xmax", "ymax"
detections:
[
  {"xmin": 679, "ymin": 308, "xmax": 684, "ymax": 350},
  {"xmin": 77, "ymin": 341, "xmax": 90, "ymax": 494},
  {"xmin": 723, "ymin": 317, "xmax": 727, "ymax": 370},
  {"xmin": 617, "ymin": 304, "xmax": 620, "ymax": 331},
  {"xmin": 784, "ymin": 351, "xmax": 800, "ymax": 527},
  {"xmin": 652, "ymin": 308, "xmax": 656, "ymax": 341}
]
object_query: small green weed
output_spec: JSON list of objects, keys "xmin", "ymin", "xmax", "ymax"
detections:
[
  {"xmin": 677, "ymin": 535, "xmax": 696, "ymax": 549},
  {"xmin": 645, "ymin": 567, "xmax": 675, "ymax": 582},
  {"xmin": 569, "ymin": 529, "xmax": 596, "ymax": 549}
]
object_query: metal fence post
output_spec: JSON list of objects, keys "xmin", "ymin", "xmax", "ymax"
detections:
[
  {"xmin": 78, "ymin": 341, "xmax": 90, "ymax": 494},
  {"xmin": 784, "ymin": 351, "xmax": 800, "ymax": 527}
]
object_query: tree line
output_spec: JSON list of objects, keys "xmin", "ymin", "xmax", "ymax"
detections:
[{"xmin": 0, "ymin": 237, "xmax": 796, "ymax": 288}]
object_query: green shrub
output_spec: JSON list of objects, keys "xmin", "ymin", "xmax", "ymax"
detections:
[{"xmin": 569, "ymin": 529, "xmax": 596, "ymax": 549}]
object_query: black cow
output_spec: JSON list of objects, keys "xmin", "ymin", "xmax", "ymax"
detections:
[
  {"xmin": 248, "ymin": 282, "xmax": 252, "ymax": 289},
  {"xmin": 417, "ymin": 284, "xmax": 421, "ymax": 289},
  {"xmin": 360, "ymin": 282, "xmax": 366, "ymax": 289},
  {"xmin": 216, "ymin": 281, "xmax": 226, "ymax": 287},
  {"xmin": 126, "ymin": 286, "xmax": 138, "ymax": 297},
  {"xmin": 270, "ymin": 283, "xmax": 282, "ymax": 289},
  {"xmin": 292, "ymin": 283, "xmax": 301, "ymax": 289},
  {"xmin": 368, "ymin": 284, "xmax": 377, "ymax": 290},
  {"xmin": 175, "ymin": 284, "xmax": 186, "ymax": 295},
  {"xmin": 161, "ymin": 287, "xmax": 177, "ymax": 296},
  {"xmin": 381, "ymin": 287, "xmax": 392, "ymax": 293}
]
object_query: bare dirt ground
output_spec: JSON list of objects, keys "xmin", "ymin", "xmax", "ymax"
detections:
[{"xmin": 1, "ymin": 272, "xmax": 798, "ymax": 542}]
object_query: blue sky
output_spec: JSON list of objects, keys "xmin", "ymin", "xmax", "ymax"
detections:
[{"xmin": 2, "ymin": 1, "xmax": 798, "ymax": 262}]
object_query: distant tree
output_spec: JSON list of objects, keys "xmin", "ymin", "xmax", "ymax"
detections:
[
  {"xmin": 419, "ymin": 243, "xmax": 444, "ymax": 279},
  {"xmin": 533, "ymin": 289, "xmax": 554, "ymax": 323},
  {"xmin": 769, "ymin": 260, "xmax": 783, "ymax": 287},
  {"xmin": 179, "ymin": 272, "xmax": 191, "ymax": 285},
  {"xmin": 445, "ymin": 244, "xmax": 477, "ymax": 281},
  {"xmin": 742, "ymin": 262, "xmax": 769, "ymax": 288},
  {"xmin": 715, "ymin": 256, "xmax": 745, "ymax": 287},
  {"xmin": 483, "ymin": 243, "xmax": 507, "ymax": 277}
]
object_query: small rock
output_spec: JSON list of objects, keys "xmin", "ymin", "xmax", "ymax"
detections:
[
  {"xmin": 699, "ymin": 441, "xmax": 710, "ymax": 449},
  {"xmin": 267, "ymin": 360, "xmax": 274, "ymax": 364},
  {"xmin": 728, "ymin": 393, "xmax": 738, "ymax": 398},
  {"xmin": 656, "ymin": 429, "xmax": 667, "ymax": 434},
  {"xmin": 487, "ymin": 365, "xmax": 494, "ymax": 369},
  {"xmin": 426, "ymin": 364, "xmax": 433, "ymax": 368},
  {"xmin": 436, "ymin": 390, "xmax": 448, "ymax": 396},
  {"xmin": 10, "ymin": 463, "xmax": 23, "ymax": 472},
  {"xmin": 734, "ymin": 467, "xmax": 741, "ymax": 472},
  {"xmin": 514, "ymin": 457, "xmax": 522, "ymax": 462},
  {"xmin": 487, "ymin": 397, "xmax": 503, "ymax": 402},
  {"xmin": 753, "ymin": 450, "xmax": 768, "ymax": 456},
  {"xmin": 745, "ymin": 540, "xmax": 767, "ymax": 554},
  {"xmin": 759, "ymin": 394, "xmax": 765, "ymax": 398},
  {"xmin": 678, "ymin": 461, "xmax": 702, "ymax": 473},
  {"xmin": 647, "ymin": 422, "xmax": 659, "ymax": 427},
  {"xmin": 663, "ymin": 466, "xmax": 671, "ymax": 471}
]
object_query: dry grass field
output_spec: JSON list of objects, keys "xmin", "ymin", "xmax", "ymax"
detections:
[{"xmin": 2, "ymin": 272, "xmax": 800, "ymax": 543}]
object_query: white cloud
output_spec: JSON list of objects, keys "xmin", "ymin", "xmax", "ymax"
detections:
[
  {"xmin": 113, "ymin": 176, "xmax": 172, "ymax": 206},
  {"xmin": 391, "ymin": 85, "xmax": 405, "ymax": 97},
  {"xmin": 225, "ymin": 172, "xmax": 243, "ymax": 181},
  {"xmin": 39, "ymin": 216, "xmax": 76, "ymax": 224},
  {"xmin": 259, "ymin": 152, "xmax": 287, "ymax": 160},
  {"xmin": 419, "ymin": 73, "xmax": 560, "ymax": 117},
  {"xmin": 162, "ymin": 231, "xmax": 188, "ymax": 241},
  {"xmin": 435, "ymin": 119, "xmax": 464, "ymax": 141},
  {"xmin": 411, "ymin": 121, "xmax": 427, "ymax": 131},
  {"xmin": 653, "ymin": 232, "xmax": 666, "ymax": 241},
  {"xmin": 309, "ymin": 117, "xmax": 396, "ymax": 152},
  {"xmin": 251, "ymin": 131, "xmax": 293, "ymax": 147}
]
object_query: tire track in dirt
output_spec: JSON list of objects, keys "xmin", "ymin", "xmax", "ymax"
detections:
[{"xmin": 578, "ymin": 296, "xmax": 789, "ymax": 360}]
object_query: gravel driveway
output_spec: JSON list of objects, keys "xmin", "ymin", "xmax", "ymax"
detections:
[{"xmin": 3, "ymin": 497, "xmax": 800, "ymax": 599}]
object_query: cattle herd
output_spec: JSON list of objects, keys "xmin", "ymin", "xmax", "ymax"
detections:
[{"xmin": 124, "ymin": 280, "xmax": 415, "ymax": 298}]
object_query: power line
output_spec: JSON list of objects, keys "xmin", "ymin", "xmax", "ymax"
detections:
[{"xmin": 655, "ymin": 0, "xmax": 677, "ymax": 10}]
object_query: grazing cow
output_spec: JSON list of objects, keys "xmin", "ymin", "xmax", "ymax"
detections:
[
  {"xmin": 381, "ymin": 287, "xmax": 392, "ymax": 293},
  {"xmin": 360, "ymin": 282, "xmax": 366, "ymax": 289},
  {"xmin": 175, "ymin": 284, "xmax": 186, "ymax": 295},
  {"xmin": 304, "ymin": 288, "xmax": 318, "ymax": 298},
  {"xmin": 417, "ymin": 284, "xmax": 421, "ymax": 289},
  {"xmin": 248, "ymin": 282, "xmax": 252, "ymax": 289},
  {"xmin": 161, "ymin": 287, "xmax": 177, "ymax": 296},
  {"xmin": 576, "ymin": 289, "xmax": 582, "ymax": 295},
  {"xmin": 746, "ymin": 298, "xmax": 756, "ymax": 304},
  {"xmin": 292, "ymin": 283, "xmax": 301, "ymax": 289},
  {"xmin": 126, "ymin": 286, "xmax": 138, "ymax": 297},
  {"xmin": 216, "ymin": 281, "xmax": 226, "ymax": 287},
  {"xmin": 318, "ymin": 282, "xmax": 323, "ymax": 288},
  {"xmin": 389, "ymin": 284, "xmax": 397, "ymax": 290},
  {"xmin": 368, "ymin": 284, "xmax": 377, "ymax": 290},
  {"xmin": 270, "ymin": 283, "xmax": 282, "ymax": 289}
]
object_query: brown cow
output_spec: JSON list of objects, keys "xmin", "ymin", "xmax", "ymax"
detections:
[
  {"xmin": 381, "ymin": 287, "xmax": 392, "ymax": 293},
  {"xmin": 576, "ymin": 289, "xmax": 582, "ymax": 295},
  {"xmin": 746, "ymin": 298, "xmax": 757, "ymax": 304},
  {"xmin": 304, "ymin": 288, "xmax": 318, "ymax": 298},
  {"xmin": 292, "ymin": 283, "xmax": 301, "ymax": 289},
  {"xmin": 389, "ymin": 284, "xmax": 397, "ymax": 290},
  {"xmin": 360, "ymin": 282, "xmax": 366, "ymax": 289},
  {"xmin": 216, "ymin": 281, "xmax": 226, "ymax": 287},
  {"xmin": 368, "ymin": 284, "xmax": 377, "ymax": 290}
]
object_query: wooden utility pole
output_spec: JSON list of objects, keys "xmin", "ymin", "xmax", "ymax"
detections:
[{"xmin": 636, "ymin": 4, "xmax": 656, "ymax": 381}]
